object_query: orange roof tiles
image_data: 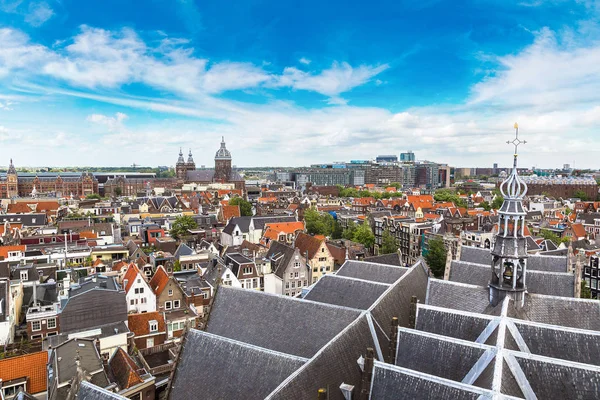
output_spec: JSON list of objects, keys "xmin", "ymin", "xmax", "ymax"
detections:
[
  {"xmin": 222, "ymin": 205, "xmax": 241, "ymax": 221},
  {"xmin": 294, "ymin": 232, "xmax": 325, "ymax": 259},
  {"xmin": 385, "ymin": 187, "xmax": 397, "ymax": 192},
  {"xmin": 109, "ymin": 348, "xmax": 143, "ymax": 389},
  {"xmin": 0, "ymin": 223, "xmax": 22, "ymax": 236},
  {"xmin": 258, "ymin": 197, "xmax": 278, "ymax": 203},
  {"xmin": 571, "ymin": 223, "xmax": 586, "ymax": 238},
  {"xmin": 7, "ymin": 203, "xmax": 32, "ymax": 213},
  {"xmin": 79, "ymin": 231, "xmax": 98, "ymax": 239},
  {"xmin": 0, "ymin": 351, "xmax": 48, "ymax": 394},
  {"xmin": 122, "ymin": 263, "xmax": 141, "ymax": 293},
  {"xmin": 149, "ymin": 266, "xmax": 170, "ymax": 295},
  {"xmin": 128, "ymin": 311, "xmax": 166, "ymax": 337},
  {"xmin": 353, "ymin": 197, "xmax": 375, "ymax": 206},
  {"xmin": 262, "ymin": 221, "xmax": 305, "ymax": 241},
  {"xmin": 0, "ymin": 245, "xmax": 26, "ymax": 259}
]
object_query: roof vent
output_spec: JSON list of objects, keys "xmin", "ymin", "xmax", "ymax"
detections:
[{"xmin": 339, "ymin": 383, "xmax": 354, "ymax": 400}]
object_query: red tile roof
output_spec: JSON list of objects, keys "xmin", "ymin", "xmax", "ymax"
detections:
[
  {"xmin": 222, "ymin": 205, "xmax": 241, "ymax": 221},
  {"xmin": 294, "ymin": 232, "xmax": 325, "ymax": 260},
  {"xmin": 128, "ymin": 311, "xmax": 166, "ymax": 337},
  {"xmin": 0, "ymin": 351, "xmax": 48, "ymax": 394},
  {"xmin": 0, "ymin": 245, "xmax": 26, "ymax": 259},
  {"xmin": 122, "ymin": 263, "xmax": 141, "ymax": 293},
  {"xmin": 571, "ymin": 223, "xmax": 587, "ymax": 238},
  {"xmin": 149, "ymin": 266, "xmax": 170, "ymax": 295},
  {"xmin": 109, "ymin": 348, "xmax": 143, "ymax": 389}
]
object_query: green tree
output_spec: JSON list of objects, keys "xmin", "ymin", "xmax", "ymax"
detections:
[
  {"xmin": 170, "ymin": 215, "xmax": 198, "ymax": 240},
  {"xmin": 352, "ymin": 222, "xmax": 375, "ymax": 248},
  {"xmin": 434, "ymin": 189, "xmax": 467, "ymax": 208},
  {"xmin": 539, "ymin": 229, "xmax": 570, "ymax": 245},
  {"xmin": 331, "ymin": 220, "xmax": 343, "ymax": 239},
  {"xmin": 86, "ymin": 193, "xmax": 101, "ymax": 200},
  {"xmin": 113, "ymin": 187, "xmax": 122, "ymax": 197},
  {"xmin": 304, "ymin": 208, "xmax": 330, "ymax": 235},
  {"xmin": 380, "ymin": 230, "xmax": 399, "ymax": 254},
  {"xmin": 491, "ymin": 195, "xmax": 504, "ymax": 210},
  {"xmin": 174, "ymin": 260, "xmax": 182, "ymax": 272},
  {"xmin": 425, "ymin": 238, "xmax": 447, "ymax": 278},
  {"xmin": 581, "ymin": 281, "xmax": 592, "ymax": 299},
  {"xmin": 342, "ymin": 221, "xmax": 358, "ymax": 241},
  {"xmin": 229, "ymin": 197, "xmax": 253, "ymax": 216},
  {"xmin": 480, "ymin": 201, "xmax": 492, "ymax": 211},
  {"xmin": 387, "ymin": 182, "xmax": 401, "ymax": 190},
  {"xmin": 573, "ymin": 190, "xmax": 589, "ymax": 201}
]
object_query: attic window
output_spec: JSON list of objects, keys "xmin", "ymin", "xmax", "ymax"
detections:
[{"xmin": 149, "ymin": 320, "xmax": 158, "ymax": 333}]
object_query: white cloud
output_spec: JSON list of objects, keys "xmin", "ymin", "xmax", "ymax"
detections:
[
  {"xmin": 299, "ymin": 57, "xmax": 311, "ymax": 65},
  {"xmin": 276, "ymin": 61, "xmax": 389, "ymax": 97},
  {"xmin": 24, "ymin": 1, "xmax": 54, "ymax": 27},
  {"xmin": 201, "ymin": 62, "xmax": 271, "ymax": 93},
  {"xmin": 0, "ymin": 28, "xmax": 52, "ymax": 78},
  {"xmin": 87, "ymin": 112, "xmax": 128, "ymax": 132}
]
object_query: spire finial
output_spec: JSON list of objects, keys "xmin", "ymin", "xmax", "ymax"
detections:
[{"xmin": 507, "ymin": 122, "xmax": 526, "ymax": 167}]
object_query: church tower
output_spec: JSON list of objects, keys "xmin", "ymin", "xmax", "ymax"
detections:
[
  {"xmin": 489, "ymin": 123, "xmax": 528, "ymax": 307},
  {"xmin": 6, "ymin": 159, "xmax": 18, "ymax": 198},
  {"xmin": 176, "ymin": 148, "xmax": 187, "ymax": 181},
  {"xmin": 214, "ymin": 137, "xmax": 232, "ymax": 182},
  {"xmin": 186, "ymin": 149, "xmax": 196, "ymax": 173}
]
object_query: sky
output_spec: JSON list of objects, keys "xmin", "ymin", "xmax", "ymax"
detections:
[{"xmin": 1, "ymin": 0, "xmax": 600, "ymax": 169}]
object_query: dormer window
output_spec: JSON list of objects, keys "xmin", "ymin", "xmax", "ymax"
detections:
[
  {"xmin": 20, "ymin": 271, "xmax": 28, "ymax": 281},
  {"xmin": 149, "ymin": 320, "xmax": 158, "ymax": 333}
]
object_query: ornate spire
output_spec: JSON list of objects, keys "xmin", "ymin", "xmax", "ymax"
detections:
[
  {"xmin": 187, "ymin": 148, "xmax": 194, "ymax": 164},
  {"xmin": 177, "ymin": 147, "xmax": 185, "ymax": 164},
  {"xmin": 7, "ymin": 158, "xmax": 16, "ymax": 175},
  {"xmin": 215, "ymin": 137, "xmax": 232, "ymax": 160},
  {"xmin": 489, "ymin": 123, "xmax": 529, "ymax": 307}
]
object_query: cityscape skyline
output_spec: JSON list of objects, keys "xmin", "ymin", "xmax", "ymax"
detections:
[{"xmin": 1, "ymin": 0, "xmax": 600, "ymax": 168}]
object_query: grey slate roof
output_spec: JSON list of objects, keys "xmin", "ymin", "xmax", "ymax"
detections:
[
  {"xmin": 174, "ymin": 243, "xmax": 194, "ymax": 258},
  {"xmin": 60, "ymin": 289, "xmax": 127, "ymax": 334},
  {"xmin": 171, "ymin": 329, "xmax": 306, "ymax": 400},
  {"xmin": 449, "ymin": 260, "xmax": 575, "ymax": 298},
  {"xmin": 77, "ymin": 382, "xmax": 128, "ymax": 399},
  {"xmin": 22, "ymin": 283, "xmax": 58, "ymax": 307},
  {"xmin": 206, "ymin": 286, "xmax": 362, "ymax": 358},
  {"xmin": 415, "ymin": 305, "xmax": 495, "ymax": 342},
  {"xmin": 460, "ymin": 245, "xmax": 569, "ymax": 272},
  {"xmin": 267, "ymin": 314, "xmax": 380, "ymax": 400},
  {"xmin": 304, "ymin": 275, "xmax": 390, "ymax": 310},
  {"xmin": 336, "ymin": 260, "xmax": 409, "ymax": 284},
  {"xmin": 370, "ymin": 362, "xmax": 491, "ymax": 400},
  {"xmin": 426, "ymin": 280, "xmax": 502, "ymax": 316},
  {"xmin": 186, "ymin": 169, "xmax": 243, "ymax": 182},
  {"xmin": 395, "ymin": 329, "xmax": 492, "ymax": 385},
  {"xmin": 222, "ymin": 216, "xmax": 252, "ymax": 235},
  {"xmin": 363, "ymin": 252, "xmax": 402, "ymax": 266},
  {"xmin": 508, "ymin": 294, "xmax": 600, "ymax": 330},
  {"xmin": 0, "ymin": 213, "xmax": 47, "ymax": 226},
  {"xmin": 266, "ymin": 241, "xmax": 297, "ymax": 279}
]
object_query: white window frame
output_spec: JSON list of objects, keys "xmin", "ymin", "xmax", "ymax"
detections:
[
  {"xmin": 31, "ymin": 320, "xmax": 41, "ymax": 331},
  {"xmin": 173, "ymin": 300, "xmax": 181, "ymax": 309},
  {"xmin": 149, "ymin": 321, "xmax": 158, "ymax": 333},
  {"xmin": 165, "ymin": 301, "xmax": 172, "ymax": 310},
  {"xmin": 47, "ymin": 318, "xmax": 57, "ymax": 329},
  {"xmin": 168, "ymin": 289, "xmax": 173, "ymax": 296}
]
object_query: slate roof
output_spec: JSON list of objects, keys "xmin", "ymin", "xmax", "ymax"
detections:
[
  {"xmin": 304, "ymin": 275, "xmax": 390, "ymax": 310},
  {"xmin": 174, "ymin": 243, "xmax": 194, "ymax": 258},
  {"xmin": 459, "ymin": 245, "xmax": 569, "ymax": 273},
  {"xmin": 222, "ymin": 216, "xmax": 252, "ymax": 235},
  {"xmin": 336, "ymin": 260, "xmax": 409, "ymax": 284},
  {"xmin": 77, "ymin": 381, "xmax": 128, "ymax": 400},
  {"xmin": 22, "ymin": 283, "xmax": 58, "ymax": 307},
  {"xmin": 415, "ymin": 305, "xmax": 496, "ymax": 343},
  {"xmin": 170, "ymin": 330, "xmax": 307, "ymax": 399},
  {"xmin": 266, "ymin": 241, "xmax": 297, "ymax": 279},
  {"xmin": 426, "ymin": 279, "xmax": 501, "ymax": 316},
  {"xmin": 370, "ymin": 362, "xmax": 491, "ymax": 400},
  {"xmin": 60, "ymin": 289, "xmax": 127, "ymax": 334},
  {"xmin": 0, "ymin": 213, "xmax": 47, "ymax": 227},
  {"xmin": 206, "ymin": 286, "xmax": 362, "ymax": 358},
  {"xmin": 108, "ymin": 348, "xmax": 143, "ymax": 390},
  {"xmin": 363, "ymin": 252, "xmax": 403, "ymax": 266}
]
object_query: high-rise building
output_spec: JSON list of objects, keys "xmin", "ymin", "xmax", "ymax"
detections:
[
  {"xmin": 375, "ymin": 155, "xmax": 398, "ymax": 163},
  {"xmin": 400, "ymin": 151, "xmax": 415, "ymax": 163}
]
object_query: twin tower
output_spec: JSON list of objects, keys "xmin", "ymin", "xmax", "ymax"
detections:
[{"xmin": 176, "ymin": 137, "xmax": 232, "ymax": 183}]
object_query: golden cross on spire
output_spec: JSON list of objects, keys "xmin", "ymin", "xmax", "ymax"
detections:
[{"xmin": 507, "ymin": 122, "xmax": 526, "ymax": 155}]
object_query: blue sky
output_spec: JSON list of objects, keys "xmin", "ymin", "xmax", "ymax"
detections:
[{"xmin": 1, "ymin": 0, "xmax": 600, "ymax": 168}]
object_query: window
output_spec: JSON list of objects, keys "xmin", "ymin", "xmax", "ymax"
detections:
[
  {"xmin": 130, "ymin": 299, "xmax": 135, "ymax": 306},
  {"xmin": 285, "ymin": 282, "xmax": 289, "ymax": 289},
  {"xmin": 294, "ymin": 262, "xmax": 300, "ymax": 268},
  {"xmin": 141, "ymin": 298, "xmax": 146, "ymax": 304},
  {"xmin": 31, "ymin": 334, "xmax": 42, "ymax": 340},
  {"xmin": 32, "ymin": 320, "xmax": 41, "ymax": 331},
  {"xmin": 173, "ymin": 300, "xmax": 181, "ymax": 309},
  {"xmin": 139, "ymin": 287, "xmax": 144, "ymax": 294},
  {"xmin": 165, "ymin": 301, "xmax": 172, "ymax": 310},
  {"xmin": 149, "ymin": 320, "xmax": 158, "ymax": 333},
  {"xmin": 291, "ymin": 282, "xmax": 295, "ymax": 289},
  {"xmin": 135, "ymin": 288, "xmax": 140, "ymax": 294},
  {"xmin": 289, "ymin": 272, "xmax": 293, "ymax": 279},
  {"xmin": 2, "ymin": 382, "xmax": 26, "ymax": 397},
  {"xmin": 39, "ymin": 238, "xmax": 44, "ymax": 244},
  {"xmin": 313, "ymin": 267, "xmax": 317, "ymax": 273},
  {"xmin": 20, "ymin": 271, "xmax": 28, "ymax": 281},
  {"xmin": 47, "ymin": 318, "xmax": 56, "ymax": 329},
  {"xmin": 168, "ymin": 289, "xmax": 173, "ymax": 296},
  {"xmin": 243, "ymin": 267, "xmax": 253, "ymax": 275}
]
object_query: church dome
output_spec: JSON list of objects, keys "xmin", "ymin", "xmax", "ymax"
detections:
[
  {"xmin": 177, "ymin": 148, "xmax": 185, "ymax": 165},
  {"xmin": 215, "ymin": 137, "xmax": 232, "ymax": 160}
]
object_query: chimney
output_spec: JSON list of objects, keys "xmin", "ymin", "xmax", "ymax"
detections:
[
  {"xmin": 359, "ymin": 348, "xmax": 374, "ymax": 400},
  {"xmin": 443, "ymin": 247, "xmax": 452, "ymax": 280},
  {"xmin": 388, "ymin": 317, "xmax": 399, "ymax": 364}
]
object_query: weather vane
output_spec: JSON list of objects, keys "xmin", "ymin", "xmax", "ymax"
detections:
[{"xmin": 507, "ymin": 122, "xmax": 526, "ymax": 156}]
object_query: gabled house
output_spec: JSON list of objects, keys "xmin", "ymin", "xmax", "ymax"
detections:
[
  {"xmin": 108, "ymin": 347, "xmax": 155, "ymax": 399},
  {"xmin": 293, "ymin": 232, "xmax": 335, "ymax": 284},
  {"xmin": 260, "ymin": 221, "xmax": 306, "ymax": 247},
  {"xmin": 224, "ymin": 253, "xmax": 262, "ymax": 290},
  {"xmin": 221, "ymin": 216, "xmax": 298, "ymax": 246},
  {"xmin": 128, "ymin": 311, "xmax": 167, "ymax": 349},
  {"xmin": 264, "ymin": 241, "xmax": 310, "ymax": 296},
  {"xmin": 148, "ymin": 266, "xmax": 197, "ymax": 340},
  {"xmin": 122, "ymin": 264, "xmax": 156, "ymax": 314}
]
